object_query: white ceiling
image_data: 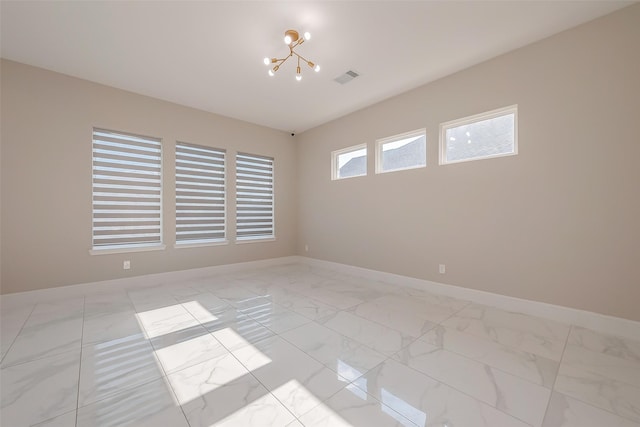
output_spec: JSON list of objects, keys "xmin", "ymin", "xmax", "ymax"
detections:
[{"xmin": 1, "ymin": 1, "xmax": 632, "ymax": 133}]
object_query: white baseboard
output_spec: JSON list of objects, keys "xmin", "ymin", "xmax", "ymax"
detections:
[
  {"xmin": 298, "ymin": 256, "xmax": 640, "ymax": 342},
  {"xmin": 0, "ymin": 256, "xmax": 300, "ymax": 308},
  {"xmin": 2, "ymin": 255, "xmax": 638, "ymax": 342}
]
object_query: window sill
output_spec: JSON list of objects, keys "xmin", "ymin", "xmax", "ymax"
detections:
[
  {"xmin": 235, "ymin": 237, "xmax": 276, "ymax": 245},
  {"xmin": 174, "ymin": 240, "xmax": 229, "ymax": 249},
  {"xmin": 375, "ymin": 164, "xmax": 426, "ymax": 174},
  {"xmin": 89, "ymin": 244, "xmax": 166, "ymax": 256}
]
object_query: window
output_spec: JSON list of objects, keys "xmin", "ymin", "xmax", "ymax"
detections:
[
  {"xmin": 91, "ymin": 128, "xmax": 163, "ymax": 251},
  {"xmin": 375, "ymin": 129, "xmax": 426, "ymax": 173},
  {"xmin": 236, "ymin": 152, "xmax": 274, "ymax": 241},
  {"xmin": 440, "ymin": 105, "xmax": 517, "ymax": 164},
  {"xmin": 175, "ymin": 142, "xmax": 226, "ymax": 245},
  {"xmin": 332, "ymin": 144, "xmax": 367, "ymax": 180}
]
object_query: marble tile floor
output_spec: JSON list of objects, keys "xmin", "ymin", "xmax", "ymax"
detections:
[{"xmin": 1, "ymin": 263, "xmax": 639, "ymax": 427}]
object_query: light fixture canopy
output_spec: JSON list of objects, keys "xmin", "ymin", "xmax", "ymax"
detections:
[{"xmin": 266, "ymin": 29, "xmax": 319, "ymax": 81}]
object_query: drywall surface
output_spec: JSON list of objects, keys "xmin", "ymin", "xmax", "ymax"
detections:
[
  {"xmin": 1, "ymin": 60, "xmax": 297, "ymax": 293},
  {"xmin": 297, "ymin": 5, "xmax": 640, "ymax": 320}
]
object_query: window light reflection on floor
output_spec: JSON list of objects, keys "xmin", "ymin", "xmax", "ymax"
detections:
[
  {"xmin": 381, "ymin": 388, "xmax": 426, "ymax": 427},
  {"xmin": 128, "ymin": 300, "xmax": 426, "ymax": 426},
  {"xmin": 133, "ymin": 301, "xmax": 272, "ymax": 406}
]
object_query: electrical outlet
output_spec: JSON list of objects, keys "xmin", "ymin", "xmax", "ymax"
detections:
[
  {"xmin": 123, "ymin": 260, "xmax": 131, "ymax": 270},
  {"xmin": 305, "ymin": 244, "xmax": 309, "ymax": 252},
  {"xmin": 439, "ymin": 264, "xmax": 446, "ymax": 274}
]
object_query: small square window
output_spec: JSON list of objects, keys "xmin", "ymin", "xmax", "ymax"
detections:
[
  {"xmin": 440, "ymin": 105, "xmax": 517, "ymax": 164},
  {"xmin": 375, "ymin": 129, "xmax": 426, "ymax": 174},
  {"xmin": 332, "ymin": 144, "xmax": 367, "ymax": 180}
]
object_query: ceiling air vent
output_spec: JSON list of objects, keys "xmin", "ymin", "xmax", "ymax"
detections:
[{"xmin": 334, "ymin": 70, "xmax": 359, "ymax": 85}]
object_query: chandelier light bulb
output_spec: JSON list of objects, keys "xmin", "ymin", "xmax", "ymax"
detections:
[{"xmin": 266, "ymin": 29, "xmax": 319, "ymax": 82}]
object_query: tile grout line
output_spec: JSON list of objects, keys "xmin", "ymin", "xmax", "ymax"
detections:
[
  {"xmin": 126, "ymin": 289, "xmax": 194, "ymax": 427},
  {"xmin": 177, "ymin": 289, "xmax": 303, "ymax": 426},
  {"xmin": 258, "ymin": 319, "xmax": 420, "ymax": 426},
  {"xmin": 413, "ymin": 325, "xmax": 561, "ymax": 389},
  {"xmin": 390, "ymin": 349, "xmax": 538, "ymax": 426},
  {"xmin": 12, "ymin": 266, "xmax": 636, "ymax": 426},
  {"xmin": 183, "ymin": 285, "xmax": 328, "ymax": 425},
  {"xmin": 0, "ymin": 303, "xmax": 37, "ymax": 367},
  {"xmin": 539, "ymin": 323, "xmax": 573, "ymax": 427},
  {"xmin": 74, "ymin": 295, "xmax": 86, "ymax": 427},
  {"xmin": 433, "ymin": 301, "xmax": 569, "ymax": 360},
  {"xmin": 271, "ymin": 311, "xmax": 428, "ymax": 425},
  {"xmin": 323, "ymin": 287, "xmax": 564, "ymax": 421},
  {"xmin": 543, "ymin": 324, "xmax": 640, "ymax": 424},
  {"xmin": 225, "ymin": 340, "xmax": 303, "ymax": 426}
]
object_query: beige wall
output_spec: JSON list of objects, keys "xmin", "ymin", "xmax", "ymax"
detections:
[
  {"xmin": 296, "ymin": 6, "xmax": 640, "ymax": 321},
  {"xmin": 2, "ymin": 5, "xmax": 639, "ymax": 321},
  {"xmin": 0, "ymin": 59, "xmax": 297, "ymax": 294}
]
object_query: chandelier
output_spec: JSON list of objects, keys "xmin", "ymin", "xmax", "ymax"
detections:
[{"xmin": 263, "ymin": 29, "xmax": 320, "ymax": 81}]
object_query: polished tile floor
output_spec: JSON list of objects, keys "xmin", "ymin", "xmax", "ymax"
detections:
[{"xmin": 1, "ymin": 264, "xmax": 639, "ymax": 426}]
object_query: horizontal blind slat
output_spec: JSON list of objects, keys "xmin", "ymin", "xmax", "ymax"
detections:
[
  {"xmin": 92, "ymin": 129, "xmax": 163, "ymax": 249},
  {"xmin": 176, "ymin": 142, "xmax": 226, "ymax": 243},
  {"xmin": 236, "ymin": 153, "xmax": 274, "ymax": 240}
]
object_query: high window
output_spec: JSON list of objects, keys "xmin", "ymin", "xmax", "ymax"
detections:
[
  {"xmin": 332, "ymin": 144, "xmax": 367, "ymax": 180},
  {"xmin": 91, "ymin": 128, "xmax": 163, "ymax": 252},
  {"xmin": 375, "ymin": 129, "xmax": 426, "ymax": 174},
  {"xmin": 440, "ymin": 105, "xmax": 517, "ymax": 164},
  {"xmin": 175, "ymin": 142, "xmax": 226, "ymax": 245}
]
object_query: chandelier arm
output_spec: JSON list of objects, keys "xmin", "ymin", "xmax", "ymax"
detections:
[
  {"xmin": 291, "ymin": 51, "xmax": 314, "ymax": 67},
  {"xmin": 279, "ymin": 56, "xmax": 291, "ymax": 67},
  {"xmin": 267, "ymin": 29, "xmax": 318, "ymax": 78}
]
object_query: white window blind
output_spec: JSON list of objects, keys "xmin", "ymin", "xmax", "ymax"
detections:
[
  {"xmin": 92, "ymin": 128, "xmax": 162, "ymax": 249},
  {"xmin": 236, "ymin": 153, "xmax": 274, "ymax": 240},
  {"xmin": 176, "ymin": 142, "xmax": 226, "ymax": 244}
]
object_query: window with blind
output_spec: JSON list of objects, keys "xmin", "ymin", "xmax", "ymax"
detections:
[
  {"xmin": 92, "ymin": 128, "xmax": 163, "ymax": 251},
  {"xmin": 236, "ymin": 153, "xmax": 274, "ymax": 241},
  {"xmin": 175, "ymin": 142, "xmax": 226, "ymax": 245}
]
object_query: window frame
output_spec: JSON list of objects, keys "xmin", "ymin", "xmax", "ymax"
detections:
[
  {"xmin": 375, "ymin": 128, "xmax": 426, "ymax": 174},
  {"xmin": 235, "ymin": 152, "xmax": 275, "ymax": 243},
  {"xmin": 439, "ymin": 105, "xmax": 518, "ymax": 165},
  {"xmin": 174, "ymin": 141, "xmax": 227, "ymax": 248},
  {"xmin": 331, "ymin": 143, "xmax": 368, "ymax": 180},
  {"xmin": 89, "ymin": 127, "xmax": 165, "ymax": 255}
]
